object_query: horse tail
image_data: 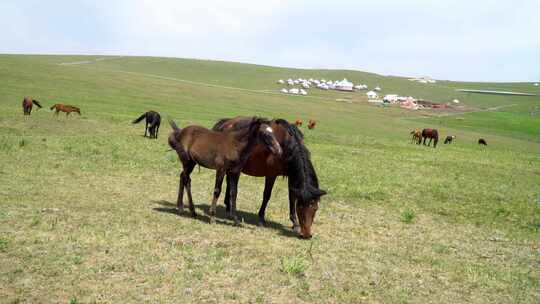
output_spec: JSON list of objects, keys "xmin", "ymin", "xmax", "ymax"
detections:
[
  {"xmin": 132, "ymin": 113, "xmax": 146, "ymax": 124},
  {"xmin": 212, "ymin": 118, "xmax": 231, "ymax": 131},
  {"xmin": 32, "ymin": 100, "xmax": 42, "ymax": 108},
  {"xmin": 168, "ymin": 120, "xmax": 182, "ymax": 151},
  {"xmin": 169, "ymin": 119, "xmax": 181, "ymax": 133}
]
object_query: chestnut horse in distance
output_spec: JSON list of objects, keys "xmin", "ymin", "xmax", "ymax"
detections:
[
  {"xmin": 50, "ymin": 104, "xmax": 81, "ymax": 116},
  {"xmin": 410, "ymin": 129, "xmax": 422, "ymax": 144},
  {"xmin": 22, "ymin": 97, "xmax": 42, "ymax": 115},
  {"xmin": 421, "ymin": 128, "xmax": 439, "ymax": 148}
]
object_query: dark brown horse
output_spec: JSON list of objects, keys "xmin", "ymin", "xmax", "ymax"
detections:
[
  {"xmin": 133, "ymin": 111, "xmax": 161, "ymax": 138},
  {"xmin": 50, "ymin": 104, "xmax": 81, "ymax": 116},
  {"xmin": 421, "ymin": 128, "xmax": 439, "ymax": 148},
  {"xmin": 213, "ymin": 117, "xmax": 326, "ymax": 239},
  {"xmin": 478, "ymin": 138, "xmax": 487, "ymax": 146},
  {"xmin": 444, "ymin": 135, "xmax": 456, "ymax": 144},
  {"xmin": 307, "ymin": 119, "xmax": 316, "ymax": 130},
  {"xmin": 410, "ymin": 129, "xmax": 422, "ymax": 144},
  {"xmin": 22, "ymin": 97, "xmax": 42, "ymax": 115},
  {"xmin": 168, "ymin": 117, "xmax": 282, "ymax": 226}
]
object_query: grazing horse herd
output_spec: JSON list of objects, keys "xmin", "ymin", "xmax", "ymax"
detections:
[
  {"xmin": 295, "ymin": 119, "xmax": 317, "ymax": 130},
  {"xmin": 21, "ymin": 96, "xmax": 80, "ymax": 117},
  {"xmin": 19, "ymin": 95, "xmax": 489, "ymax": 238},
  {"xmin": 20, "ymin": 97, "xmax": 325, "ymax": 238},
  {"xmin": 410, "ymin": 128, "xmax": 488, "ymax": 147}
]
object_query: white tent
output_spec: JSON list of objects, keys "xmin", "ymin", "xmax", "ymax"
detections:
[
  {"xmin": 366, "ymin": 91, "xmax": 378, "ymax": 99},
  {"xmin": 335, "ymin": 78, "xmax": 354, "ymax": 91},
  {"xmin": 289, "ymin": 88, "xmax": 300, "ymax": 94},
  {"xmin": 280, "ymin": 88, "xmax": 288, "ymax": 93},
  {"xmin": 300, "ymin": 89, "xmax": 308, "ymax": 95},
  {"xmin": 374, "ymin": 86, "xmax": 381, "ymax": 91},
  {"xmin": 453, "ymin": 99, "xmax": 460, "ymax": 104},
  {"xmin": 383, "ymin": 94, "xmax": 398, "ymax": 103},
  {"xmin": 278, "ymin": 79, "xmax": 285, "ymax": 84}
]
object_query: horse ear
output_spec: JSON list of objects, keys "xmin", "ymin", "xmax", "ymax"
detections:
[{"xmin": 315, "ymin": 188, "xmax": 327, "ymax": 197}]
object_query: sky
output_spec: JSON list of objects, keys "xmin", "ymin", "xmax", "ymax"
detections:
[{"xmin": 1, "ymin": 0, "xmax": 538, "ymax": 82}]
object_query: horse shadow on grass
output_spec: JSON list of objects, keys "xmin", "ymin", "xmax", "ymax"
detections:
[{"xmin": 151, "ymin": 200, "xmax": 298, "ymax": 238}]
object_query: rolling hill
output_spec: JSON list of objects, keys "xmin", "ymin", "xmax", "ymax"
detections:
[{"xmin": 1, "ymin": 55, "xmax": 539, "ymax": 303}]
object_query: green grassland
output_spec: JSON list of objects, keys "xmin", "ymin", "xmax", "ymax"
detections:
[{"xmin": 1, "ymin": 55, "xmax": 539, "ymax": 303}]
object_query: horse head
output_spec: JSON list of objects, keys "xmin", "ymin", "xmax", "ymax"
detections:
[
  {"xmin": 252, "ymin": 118, "xmax": 282, "ymax": 157},
  {"xmin": 294, "ymin": 186, "xmax": 326, "ymax": 239}
]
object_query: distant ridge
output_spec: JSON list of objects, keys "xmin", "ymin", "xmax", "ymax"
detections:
[{"xmin": 456, "ymin": 89, "xmax": 537, "ymax": 96}]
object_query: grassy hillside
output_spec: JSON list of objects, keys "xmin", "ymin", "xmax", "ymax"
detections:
[{"xmin": 1, "ymin": 55, "xmax": 539, "ymax": 303}]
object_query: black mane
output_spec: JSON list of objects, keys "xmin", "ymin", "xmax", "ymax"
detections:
[{"xmin": 274, "ymin": 119, "xmax": 325, "ymax": 205}]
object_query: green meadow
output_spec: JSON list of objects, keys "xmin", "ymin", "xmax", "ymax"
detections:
[{"xmin": 1, "ymin": 55, "xmax": 539, "ymax": 303}]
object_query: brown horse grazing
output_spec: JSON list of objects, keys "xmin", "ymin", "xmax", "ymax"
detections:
[
  {"xmin": 213, "ymin": 117, "xmax": 327, "ymax": 239},
  {"xmin": 168, "ymin": 117, "xmax": 282, "ymax": 226},
  {"xmin": 410, "ymin": 129, "xmax": 422, "ymax": 144},
  {"xmin": 22, "ymin": 97, "xmax": 42, "ymax": 115},
  {"xmin": 421, "ymin": 128, "xmax": 439, "ymax": 148},
  {"xmin": 478, "ymin": 138, "xmax": 487, "ymax": 146},
  {"xmin": 307, "ymin": 119, "xmax": 316, "ymax": 130},
  {"xmin": 50, "ymin": 104, "xmax": 81, "ymax": 116},
  {"xmin": 444, "ymin": 135, "xmax": 456, "ymax": 144},
  {"xmin": 295, "ymin": 119, "xmax": 303, "ymax": 127}
]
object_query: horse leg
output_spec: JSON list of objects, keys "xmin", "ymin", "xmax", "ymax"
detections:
[
  {"xmin": 288, "ymin": 178, "xmax": 301, "ymax": 233},
  {"xmin": 224, "ymin": 174, "xmax": 231, "ymax": 212},
  {"xmin": 227, "ymin": 172, "xmax": 241, "ymax": 225},
  {"xmin": 428, "ymin": 137, "xmax": 432, "ymax": 146},
  {"xmin": 258, "ymin": 176, "xmax": 276, "ymax": 226},
  {"xmin": 210, "ymin": 170, "xmax": 225, "ymax": 224},
  {"xmin": 177, "ymin": 171, "xmax": 186, "ymax": 213},
  {"xmin": 144, "ymin": 121, "xmax": 148, "ymax": 137},
  {"xmin": 155, "ymin": 124, "xmax": 159, "ymax": 139},
  {"xmin": 183, "ymin": 162, "xmax": 196, "ymax": 217}
]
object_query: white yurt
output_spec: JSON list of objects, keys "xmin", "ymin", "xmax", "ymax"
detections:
[
  {"xmin": 280, "ymin": 88, "xmax": 288, "ymax": 94},
  {"xmin": 300, "ymin": 89, "xmax": 308, "ymax": 95},
  {"xmin": 278, "ymin": 79, "xmax": 285, "ymax": 84},
  {"xmin": 289, "ymin": 88, "xmax": 300, "ymax": 94},
  {"xmin": 366, "ymin": 91, "xmax": 378, "ymax": 99},
  {"xmin": 335, "ymin": 78, "xmax": 354, "ymax": 91}
]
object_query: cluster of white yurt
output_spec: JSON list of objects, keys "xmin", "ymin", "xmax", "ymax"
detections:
[
  {"xmin": 280, "ymin": 87, "xmax": 308, "ymax": 95},
  {"xmin": 354, "ymin": 84, "xmax": 368, "ymax": 90},
  {"xmin": 277, "ymin": 77, "xmax": 377, "ymax": 95}
]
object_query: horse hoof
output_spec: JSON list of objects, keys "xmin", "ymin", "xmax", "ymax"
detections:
[
  {"xmin": 177, "ymin": 207, "xmax": 184, "ymax": 214},
  {"xmin": 257, "ymin": 220, "xmax": 266, "ymax": 227},
  {"xmin": 209, "ymin": 217, "xmax": 215, "ymax": 224},
  {"xmin": 191, "ymin": 212, "xmax": 197, "ymax": 218},
  {"xmin": 293, "ymin": 225, "xmax": 301, "ymax": 234}
]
